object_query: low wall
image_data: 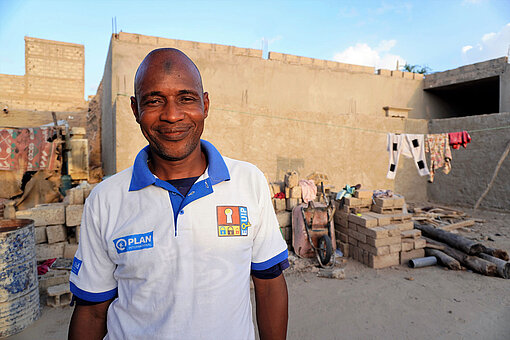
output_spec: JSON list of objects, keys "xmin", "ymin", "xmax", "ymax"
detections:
[{"xmin": 428, "ymin": 112, "xmax": 510, "ymax": 210}]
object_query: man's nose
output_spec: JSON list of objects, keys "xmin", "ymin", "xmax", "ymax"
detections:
[{"xmin": 160, "ymin": 101, "xmax": 185, "ymax": 122}]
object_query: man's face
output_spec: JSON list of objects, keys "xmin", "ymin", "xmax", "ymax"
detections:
[{"xmin": 131, "ymin": 59, "xmax": 209, "ymax": 162}]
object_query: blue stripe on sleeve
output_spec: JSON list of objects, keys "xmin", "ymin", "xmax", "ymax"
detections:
[
  {"xmin": 70, "ymin": 282, "xmax": 118, "ymax": 302},
  {"xmin": 251, "ymin": 249, "xmax": 288, "ymax": 271}
]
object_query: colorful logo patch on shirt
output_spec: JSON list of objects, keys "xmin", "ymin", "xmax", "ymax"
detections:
[
  {"xmin": 113, "ymin": 231, "xmax": 154, "ymax": 254},
  {"xmin": 72, "ymin": 257, "xmax": 82, "ymax": 275},
  {"xmin": 217, "ymin": 206, "xmax": 251, "ymax": 237}
]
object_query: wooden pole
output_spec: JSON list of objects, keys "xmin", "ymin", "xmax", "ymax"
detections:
[
  {"xmin": 478, "ymin": 253, "xmax": 510, "ymax": 279},
  {"xmin": 423, "ymin": 237, "xmax": 497, "ymax": 276},
  {"xmin": 425, "ymin": 248, "xmax": 461, "ymax": 270},
  {"xmin": 414, "ymin": 223, "xmax": 485, "ymax": 255}
]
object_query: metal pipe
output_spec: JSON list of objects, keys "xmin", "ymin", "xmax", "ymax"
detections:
[{"xmin": 409, "ymin": 256, "xmax": 437, "ymax": 268}]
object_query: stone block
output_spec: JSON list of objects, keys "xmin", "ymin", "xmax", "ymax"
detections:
[
  {"xmin": 276, "ymin": 211, "xmax": 291, "ymax": 228},
  {"xmin": 354, "ymin": 189, "xmax": 372, "ymax": 199},
  {"xmin": 16, "ymin": 204, "xmax": 65, "ymax": 226},
  {"xmin": 369, "ymin": 253, "xmax": 399, "ymax": 269},
  {"xmin": 366, "ymin": 236, "xmax": 401, "ymax": 247},
  {"xmin": 344, "ymin": 197, "xmax": 362, "ymax": 207},
  {"xmin": 38, "ymin": 270, "xmax": 69, "ymax": 294},
  {"xmin": 397, "ymin": 221, "xmax": 414, "ymax": 231},
  {"xmin": 359, "ymin": 243, "xmax": 390, "ymax": 256},
  {"xmin": 348, "ymin": 213, "xmax": 377, "ymax": 228},
  {"xmin": 66, "ymin": 205, "xmax": 84, "ymax": 226},
  {"xmin": 46, "ymin": 225, "xmax": 66, "ymax": 244},
  {"xmin": 289, "ymin": 186, "xmax": 302, "ymax": 199},
  {"xmin": 36, "ymin": 242, "xmax": 65, "ymax": 261},
  {"xmin": 357, "ymin": 226, "xmax": 389, "ymax": 239},
  {"xmin": 414, "ymin": 238, "xmax": 426, "ymax": 249},
  {"xmin": 400, "ymin": 249, "xmax": 425, "ymax": 265},
  {"xmin": 401, "ymin": 239, "xmax": 414, "ymax": 252},
  {"xmin": 285, "ymin": 198, "xmax": 299, "ymax": 211},
  {"xmin": 274, "ymin": 199, "xmax": 286, "ymax": 212},
  {"xmin": 384, "ymin": 224, "xmax": 403, "ymax": 237},
  {"xmin": 35, "ymin": 226, "xmax": 47, "ymax": 244},
  {"xmin": 47, "ymin": 283, "xmax": 72, "ymax": 307},
  {"xmin": 64, "ymin": 243, "xmax": 79, "ymax": 259},
  {"xmin": 401, "ymin": 229, "xmax": 421, "ymax": 239}
]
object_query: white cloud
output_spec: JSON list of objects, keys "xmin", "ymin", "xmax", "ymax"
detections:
[
  {"xmin": 333, "ymin": 40, "xmax": 405, "ymax": 70},
  {"xmin": 462, "ymin": 23, "xmax": 510, "ymax": 63}
]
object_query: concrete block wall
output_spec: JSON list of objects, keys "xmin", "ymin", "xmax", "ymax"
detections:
[
  {"xmin": 428, "ymin": 112, "xmax": 510, "ymax": 210},
  {"xmin": 0, "ymin": 37, "xmax": 86, "ymax": 112}
]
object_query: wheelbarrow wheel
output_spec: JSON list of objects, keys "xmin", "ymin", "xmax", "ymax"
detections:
[{"xmin": 318, "ymin": 235, "xmax": 332, "ymax": 265}]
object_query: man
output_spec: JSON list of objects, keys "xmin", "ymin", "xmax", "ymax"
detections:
[{"xmin": 68, "ymin": 48, "xmax": 289, "ymax": 340}]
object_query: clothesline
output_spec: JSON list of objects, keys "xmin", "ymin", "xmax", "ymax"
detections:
[{"xmin": 213, "ymin": 107, "xmax": 510, "ymax": 135}]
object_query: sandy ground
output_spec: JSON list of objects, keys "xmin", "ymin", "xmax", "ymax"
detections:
[{"xmin": 8, "ymin": 205, "xmax": 510, "ymax": 340}]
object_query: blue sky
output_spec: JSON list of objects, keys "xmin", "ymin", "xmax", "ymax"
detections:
[{"xmin": 1, "ymin": 0, "xmax": 509, "ymax": 98}]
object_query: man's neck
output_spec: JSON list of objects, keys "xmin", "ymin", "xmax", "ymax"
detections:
[{"xmin": 148, "ymin": 146, "xmax": 207, "ymax": 181}]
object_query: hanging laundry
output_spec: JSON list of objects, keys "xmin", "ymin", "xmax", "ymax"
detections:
[
  {"xmin": 386, "ymin": 133, "xmax": 430, "ymax": 179},
  {"xmin": 449, "ymin": 131, "xmax": 471, "ymax": 149},
  {"xmin": 425, "ymin": 133, "xmax": 452, "ymax": 183},
  {"xmin": 0, "ymin": 127, "xmax": 59, "ymax": 171}
]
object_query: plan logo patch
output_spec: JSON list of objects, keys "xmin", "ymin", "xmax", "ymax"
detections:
[
  {"xmin": 113, "ymin": 231, "xmax": 154, "ymax": 254},
  {"xmin": 217, "ymin": 206, "xmax": 251, "ymax": 237},
  {"xmin": 71, "ymin": 257, "xmax": 82, "ymax": 275}
]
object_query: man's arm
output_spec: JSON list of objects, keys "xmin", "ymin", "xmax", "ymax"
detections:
[
  {"xmin": 68, "ymin": 299, "xmax": 113, "ymax": 340},
  {"xmin": 252, "ymin": 274, "xmax": 288, "ymax": 340}
]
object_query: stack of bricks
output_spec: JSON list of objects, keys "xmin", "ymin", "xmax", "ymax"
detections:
[
  {"xmin": 335, "ymin": 191, "xmax": 426, "ymax": 268},
  {"xmin": 15, "ymin": 184, "xmax": 95, "ymax": 262},
  {"xmin": 270, "ymin": 181, "xmax": 292, "ymax": 246}
]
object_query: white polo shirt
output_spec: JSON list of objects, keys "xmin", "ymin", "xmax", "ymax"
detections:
[{"xmin": 70, "ymin": 140, "xmax": 288, "ymax": 340}]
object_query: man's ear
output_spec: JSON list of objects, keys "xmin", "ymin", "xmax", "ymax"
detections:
[
  {"xmin": 203, "ymin": 92, "xmax": 209, "ymax": 119},
  {"xmin": 131, "ymin": 96, "xmax": 140, "ymax": 123}
]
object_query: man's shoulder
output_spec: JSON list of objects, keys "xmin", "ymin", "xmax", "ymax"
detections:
[
  {"xmin": 223, "ymin": 156, "xmax": 263, "ymax": 176},
  {"xmin": 87, "ymin": 167, "xmax": 134, "ymax": 201}
]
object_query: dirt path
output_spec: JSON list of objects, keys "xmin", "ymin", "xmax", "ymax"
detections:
[{"xmin": 9, "ymin": 206, "xmax": 510, "ymax": 340}]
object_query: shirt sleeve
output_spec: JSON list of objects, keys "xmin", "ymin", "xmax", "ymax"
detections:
[
  {"xmin": 69, "ymin": 193, "xmax": 118, "ymax": 302},
  {"xmin": 251, "ymin": 173, "xmax": 288, "ymax": 271}
]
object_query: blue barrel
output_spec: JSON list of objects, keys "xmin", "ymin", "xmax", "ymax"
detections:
[{"xmin": 0, "ymin": 219, "xmax": 40, "ymax": 338}]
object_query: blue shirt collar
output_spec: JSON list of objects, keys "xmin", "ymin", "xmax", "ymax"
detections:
[{"xmin": 129, "ymin": 140, "xmax": 230, "ymax": 191}]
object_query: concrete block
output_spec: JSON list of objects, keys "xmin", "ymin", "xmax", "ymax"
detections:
[
  {"xmin": 36, "ymin": 242, "xmax": 65, "ymax": 261},
  {"xmin": 35, "ymin": 226, "xmax": 47, "ymax": 244},
  {"xmin": 285, "ymin": 187, "xmax": 290, "ymax": 198},
  {"xmin": 271, "ymin": 183, "xmax": 282, "ymax": 194},
  {"xmin": 374, "ymin": 197, "xmax": 394, "ymax": 207},
  {"xmin": 334, "ymin": 213, "xmax": 347, "ymax": 227},
  {"xmin": 66, "ymin": 204, "xmax": 84, "ymax": 226},
  {"xmin": 397, "ymin": 221, "xmax": 414, "ymax": 231},
  {"xmin": 46, "ymin": 225, "xmax": 67, "ymax": 244},
  {"xmin": 364, "ymin": 212, "xmax": 392, "ymax": 226},
  {"xmin": 276, "ymin": 211, "xmax": 292, "ymax": 228},
  {"xmin": 414, "ymin": 238, "xmax": 426, "ymax": 249},
  {"xmin": 290, "ymin": 186, "xmax": 302, "ymax": 199},
  {"xmin": 401, "ymin": 239, "xmax": 414, "ymax": 252},
  {"xmin": 64, "ymin": 243, "xmax": 78, "ymax": 259},
  {"xmin": 400, "ymin": 249, "xmax": 425, "ymax": 265},
  {"xmin": 357, "ymin": 226, "xmax": 389, "ymax": 239},
  {"xmin": 369, "ymin": 253, "xmax": 399, "ymax": 269},
  {"xmin": 348, "ymin": 213, "xmax": 377, "ymax": 228},
  {"xmin": 360, "ymin": 198, "xmax": 373, "ymax": 206},
  {"xmin": 384, "ymin": 224, "xmax": 403, "ymax": 237},
  {"xmin": 284, "ymin": 172, "xmax": 299, "ymax": 188},
  {"xmin": 76, "ymin": 226, "xmax": 80, "ymax": 243},
  {"xmin": 65, "ymin": 187, "xmax": 84, "ymax": 205},
  {"xmin": 274, "ymin": 199, "xmax": 286, "ymax": 212},
  {"xmin": 38, "ymin": 270, "xmax": 69, "ymax": 294},
  {"xmin": 354, "ymin": 189, "xmax": 373, "ymax": 199},
  {"xmin": 360, "ymin": 243, "xmax": 390, "ymax": 256},
  {"xmin": 366, "ymin": 236, "xmax": 401, "ymax": 247},
  {"xmin": 47, "ymin": 283, "xmax": 72, "ymax": 307},
  {"xmin": 285, "ymin": 198, "xmax": 299, "ymax": 211},
  {"xmin": 16, "ymin": 204, "xmax": 65, "ymax": 226},
  {"xmin": 389, "ymin": 243, "xmax": 402, "ymax": 253},
  {"xmin": 348, "ymin": 236, "xmax": 358, "ymax": 247},
  {"xmin": 363, "ymin": 249, "xmax": 369, "ymax": 266},
  {"xmin": 401, "ymin": 229, "xmax": 421, "ymax": 239},
  {"xmin": 82, "ymin": 183, "xmax": 97, "ymax": 200},
  {"xmin": 348, "ymin": 229, "xmax": 366, "ymax": 243},
  {"xmin": 338, "ymin": 242, "xmax": 349, "ymax": 257},
  {"xmin": 344, "ymin": 197, "xmax": 362, "ymax": 207}
]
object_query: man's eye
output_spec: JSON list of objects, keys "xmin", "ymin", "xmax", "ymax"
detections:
[
  {"xmin": 145, "ymin": 99, "xmax": 161, "ymax": 105},
  {"xmin": 181, "ymin": 97, "xmax": 196, "ymax": 102}
]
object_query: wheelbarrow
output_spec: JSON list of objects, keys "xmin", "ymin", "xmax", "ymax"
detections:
[{"xmin": 292, "ymin": 184, "xmax": 336, "ymax": 268}]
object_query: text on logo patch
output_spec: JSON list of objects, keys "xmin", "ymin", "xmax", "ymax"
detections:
[
  {"xmin": 113, "ymin": 231, "xmax": 154, "ymax": 254},
  {"xmin": 217, "ymin": 206, "xmax": 251, "ymax": 237}
]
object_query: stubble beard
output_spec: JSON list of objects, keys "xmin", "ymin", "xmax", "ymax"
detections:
[{"xmin": 142, "ymin": 127, "xmax": 202, "ymax": 162}]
